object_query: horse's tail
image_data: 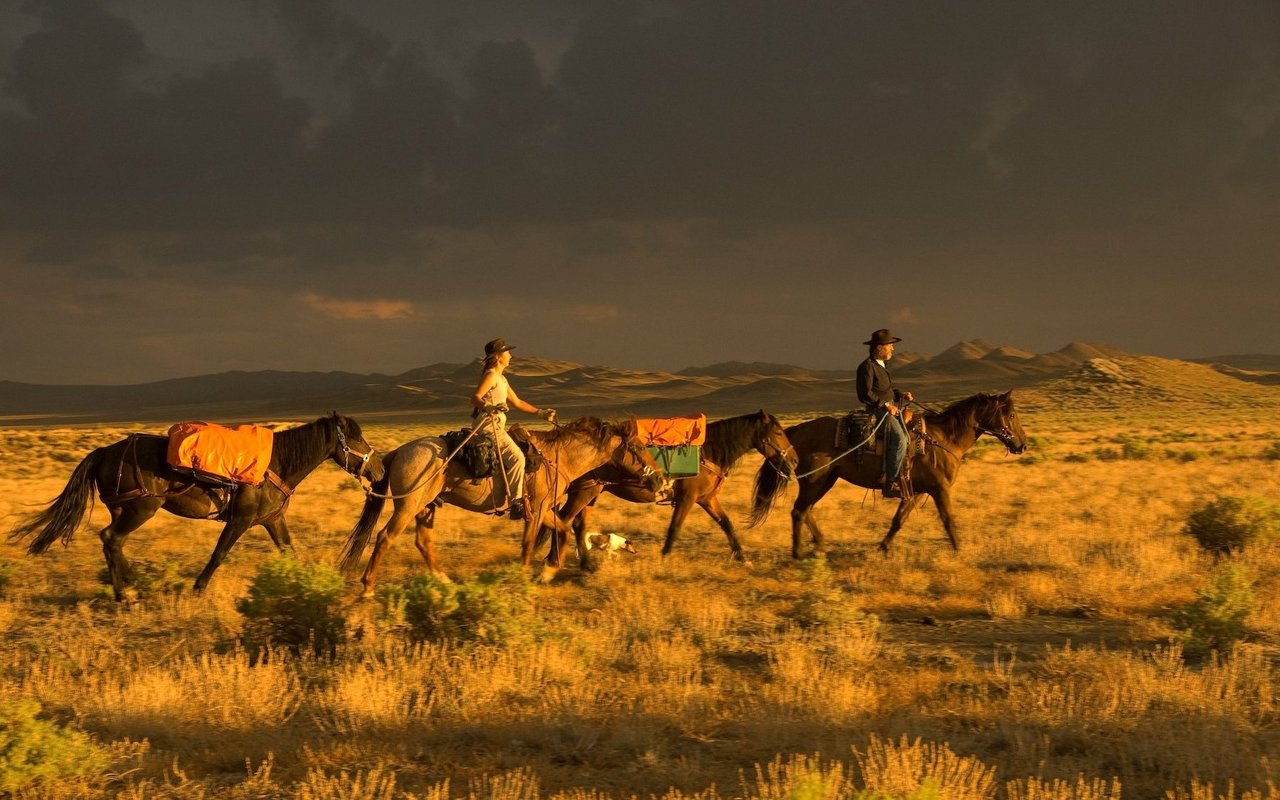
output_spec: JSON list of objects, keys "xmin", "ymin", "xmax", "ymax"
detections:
[
  {"xmin": 746, "ymin": 459, "xmax": 789, "ymax": 528},
  {"xmin": 339, "ymin": 453, "xmax": 392, "ymax": 574},
  {"xmin": 9, "ymin": 449, "xmax": 101, "ymax": 554}
]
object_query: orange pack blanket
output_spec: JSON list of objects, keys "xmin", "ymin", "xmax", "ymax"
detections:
[
  {"xmin": 634, "ymin": 414, "xmax": 707, "ymax": 446},
  {"xmin": 166, "ymin": 422, "xmax": 274, "ymax": 485}
]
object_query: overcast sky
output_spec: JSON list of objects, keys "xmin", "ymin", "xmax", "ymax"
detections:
[{"xmin": 1, "ymin": 0, "xmax": 1276, "ymax": 384}]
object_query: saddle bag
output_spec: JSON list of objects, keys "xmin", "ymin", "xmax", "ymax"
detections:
[{"xmin": 441, "ymin": 429, "xmax": 497, "ymax": 480}]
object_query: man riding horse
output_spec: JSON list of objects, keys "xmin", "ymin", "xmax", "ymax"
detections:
[{"xmin": 856, "ymin": 328, "xmax": 914, "ymax": 498}]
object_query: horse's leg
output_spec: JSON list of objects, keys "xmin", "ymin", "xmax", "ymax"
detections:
[
  {"xmin": 790, "ymin": 472, "xmax": 837, "ymax": 559},
  {"xmin": 193, "ymin": 513, "xmax": 256, "ymax": 594},
  {"xmin": 98, "ymin": 501, "xmax": 159, "ymax": 602},
  {"xmin": 361, "ymin": 501, "xmax": 416, "ymax": 597},
  {"xmin": 660, "ymin": 492, "xmax": 699, "ymax": 558},
  {"xmin": 878, "ymin": 494, "xmax": 927, "ymax": 553},
  {"xmin": 931, "ymin": 486, "xmax": 960, "ymax": 550},
  {"xmin": 698, "ymin": 494, "xmax": 748, "ymax": 563},
  {"xmin": 571, "ymin": 500, "xmax": 595, "ymax": 572},
  {"xmin": 262, "ymin": 517, "xmax": 296, "ymax": 555},
  {"xmin": 412, "ymin": 505, "xmax": 450, "ymax": 582}
]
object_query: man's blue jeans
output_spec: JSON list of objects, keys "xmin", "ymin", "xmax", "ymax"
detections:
[{"xmin": 872, "ymin": 407, "xmax": 909, "ymax": 484}]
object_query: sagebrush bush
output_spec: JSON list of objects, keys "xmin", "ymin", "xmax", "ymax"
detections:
[
  {"xmin": 236, "ymin": 556, "xmax": 348, "ymax": 657},
  {"xmin": 1173, "ymin": 564, "xmax": 1256, "ymax": 658},
  {"xmin": 789, "ymin": 558, "xmax": 876, "ymax": 631},
  {"xmin": 1260, "ymin": 441, "xmax": 1280, "ymax": 460},
  {"xmin": 1184, "ymin": 495, "xmax": 1280, "ymax": 555},
  {"xmin": 95, "ymin": 559, "xmax": 187, "ymax": 600},
  {"xmin": 379, "ymin": 564, "xmax": 537, "ymax": 646},
  {"xmin": 0, "ymin": 698, "xmax": 106, "ymax": 792}
]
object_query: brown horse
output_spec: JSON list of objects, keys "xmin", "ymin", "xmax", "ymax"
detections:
[
  {"xmin": 546, "ymin": 410, "xmax": 799, "ymax": 569},
  {"xmin": 8, "ymin": 413, "xmax": 382, "ymax": 600},
  {"xmin": 339, "ymin": 416, "xmax": 663, "ymax": 592},
  {"xmin": 749, "ymin": 392, "xmax": 1027, "ymax": 556}
]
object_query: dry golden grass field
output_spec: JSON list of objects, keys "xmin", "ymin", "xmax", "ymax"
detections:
[{"xmin": 1, "ymin": 401, "xmax": 1279, "ymax": 799}]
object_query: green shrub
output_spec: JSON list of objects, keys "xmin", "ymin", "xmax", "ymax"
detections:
[
  {"xmin": 236, "ymin": 556, "xmax": 347, "ymax": 657},
  {"xmin": 0, "ymin": 698, "xmax": 106, "ymax": 792},
  {"xmin": 789, "ymin": 558, "xmax": 876, "ymax": 631},
  {"xmin": 1173, "ymin": 564, "xmax": 1256, "ymax": 658},
  {"xmin": 1121, "ymin": 440, "xmax": 1155, "ymax": 460},
  {"xmin": 1184, "ymin": 495, "xmax": 1280, "ymax": 555},
  {"xmin": 379, "ymin": 564, "xmax": 537, "ymax": 646},
  {"xmin": 95, "ymin": 559, "xmax": 186, "ymax": 599},
  {"xmin": 1260, "ymin": 441, "xmax": 1280, "ymax": 460}
]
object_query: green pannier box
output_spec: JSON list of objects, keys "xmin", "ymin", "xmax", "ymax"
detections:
[{"xmin": 648, "ymin": 444, "xmax": 700, "ymax": 478}]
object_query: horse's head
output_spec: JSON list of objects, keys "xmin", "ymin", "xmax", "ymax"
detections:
[
  {"xmin": 614, "ymin": 419, "xmax": 665, "ymax": 493},
  {"xmin": 753, "ymin": 410, "xmax": 798, "ymax": 478},
  {"xmin": 329, "ymin": 412, "xmax": 384, "ymax": 482},
  {"xmin": 976, "ymin": 392, "xmax": 1027, "ymax": 455}
]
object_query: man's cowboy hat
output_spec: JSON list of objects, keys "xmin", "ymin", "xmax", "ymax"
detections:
[
  {"xmin": 863, "ymin": 329, "xmax": 902, "ymax": 346},
  {"xmin": 484, "ymin": 338, "xmax": 515, "ymax": 356}
]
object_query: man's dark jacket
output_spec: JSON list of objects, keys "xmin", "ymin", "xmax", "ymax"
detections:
[{"xmin": 856, "ymin": 357, "xmax": 906, "ymax": 413}]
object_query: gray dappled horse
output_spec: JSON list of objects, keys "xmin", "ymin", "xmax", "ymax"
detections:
[{"xmin": 340, "ymin": 416, "xmax": 663, "ymax": 591}]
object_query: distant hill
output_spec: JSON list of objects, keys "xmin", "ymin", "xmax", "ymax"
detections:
[
  {"xmin": 1191, "ymin": 354, "xmax": 1280, "ymax": 386},
  {"xmin": 3, "ymin": 342, "xmax": 1278, "ymax": 425},
  {"xmin": 1022, "ymin": 355, "xmax": 1280, "ymax": 410}
]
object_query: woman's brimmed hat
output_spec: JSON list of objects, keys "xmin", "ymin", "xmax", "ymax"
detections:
[
  {"xmin": 863, "ymin": 329, "xmax": 902, "ymax": 346},
  {"xmin": 484, "ymin": 338, "xmax": 515, "ymax": 356}
]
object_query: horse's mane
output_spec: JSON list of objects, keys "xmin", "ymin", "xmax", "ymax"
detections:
[
  {"xmin": 272, "ymin": 415, "xmax": 342, "ymax": 468},
  {"xmin": 703, "ymin": 412, "xmax": 770, "ymax": 468},
  {"xmin": 925, "ymin": 394, "xmax": 1000, "ymax": 439},
  {"xmin": 534, "ymin": 416, "xmax": 628, "ymax": 447}
]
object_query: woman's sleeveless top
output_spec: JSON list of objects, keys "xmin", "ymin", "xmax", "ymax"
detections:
[{"xmin": 477, "ymin": 370, "xmax": 510, "ymax": 426}]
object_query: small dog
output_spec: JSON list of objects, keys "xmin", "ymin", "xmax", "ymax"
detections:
[{"xmin": 583, "ymin": 531, "xmax": 637, "ymax": 557}]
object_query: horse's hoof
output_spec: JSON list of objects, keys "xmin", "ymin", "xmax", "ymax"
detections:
[
  {"xmin": 117, "ymin": 586, "xmax": 141, "ymax": 603},
  {"xmin": 538, "ymin": 566, "xmax": 559, "ymax": 584}
]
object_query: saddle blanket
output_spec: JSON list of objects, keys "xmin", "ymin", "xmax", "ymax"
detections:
[
  {"xmin": 635, "ymin": 414, "xmax": 707, "ymax": 446},
  {"xmin": 166, "ymin": 422, "xmax": 274, "ymax": 485}
]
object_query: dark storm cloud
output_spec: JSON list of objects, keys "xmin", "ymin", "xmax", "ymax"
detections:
[
  {"xmin": 0, "ymin": 0, "xmax": 1276, "ymax": 383},
  {"xmin": 3, "ymin": 0, "xmax": 1274, "ymax": 232}
]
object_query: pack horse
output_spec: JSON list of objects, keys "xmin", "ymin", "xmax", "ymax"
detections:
[{"xmin": 9, "ymin": 413, "xmax": 381, "ymax": 600}]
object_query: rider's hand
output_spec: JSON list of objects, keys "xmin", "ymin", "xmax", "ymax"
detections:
[
  {"xmin": 902, "ymin": 391, "xmax": 914, "ymax": 403},
  {"xmin": 538, "ymin": 407, "xmax": 557, "ymax": 423},
  {"xmin": 885, "ymin": 403, "xmax": 900, "ymax": 417}
]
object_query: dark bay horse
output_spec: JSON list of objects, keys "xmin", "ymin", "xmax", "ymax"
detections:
[
  {"xmin": 9, "ymin": 413, "xmax": 381, "ymax": 600},
  {"xmin": 749, "ymin": 392, "xmax": 1027, "ymax": 557},
  {"xmin": 546, "ymin": 410, "xmax": 799, "ymax": 569},
  {"xmin": 340, "ymin": 416, "xmax": 663, "ymax": 592}
]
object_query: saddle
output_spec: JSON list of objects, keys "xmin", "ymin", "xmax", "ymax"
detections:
[
  {"xmin": 835, "ymin": 411, "xmax": 927, "ymax": 495},
  {"xmin": 507, "ymin": 424, "xmax": 545, "ymax": 473}
]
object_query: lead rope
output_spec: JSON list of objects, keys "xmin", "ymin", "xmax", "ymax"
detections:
[{"xmin": 360, "ymin": 425, "xmax": 481, "ymax": 501}]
